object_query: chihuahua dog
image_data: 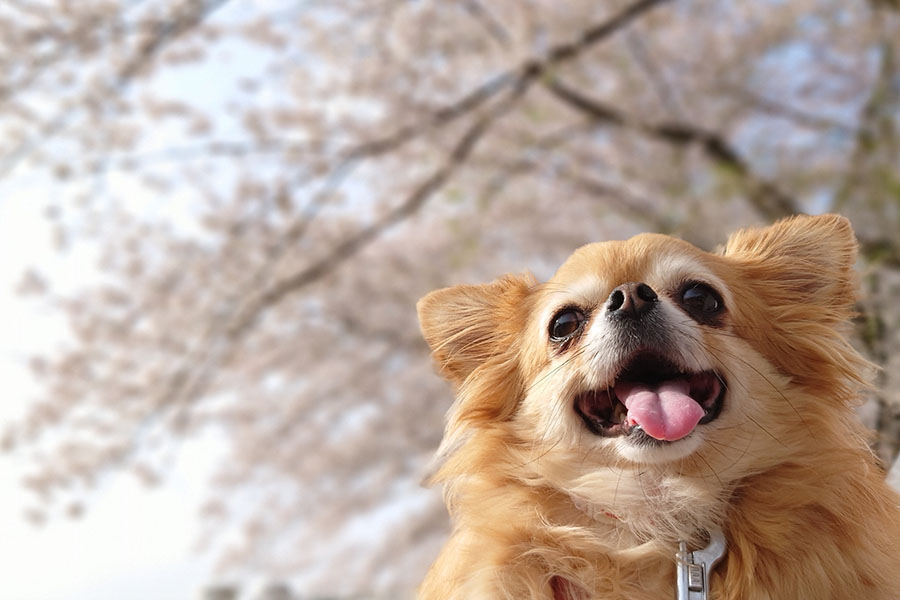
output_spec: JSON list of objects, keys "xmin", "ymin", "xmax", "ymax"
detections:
[{"xmin": 417, "ymin": 215, "xmax": 900, "ymax": 599}]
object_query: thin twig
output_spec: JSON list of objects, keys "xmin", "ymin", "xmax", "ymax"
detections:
[
  {"xmin": 0, "ymin": 0, "xmax": 233, "ymax": 178},
  {"xmin": 722, "ymin": 84, "xmax": 857, "ymax": 135},
  {"xmin": 460, "ymin": 0, "xmax": 512, "ymax": 46}
]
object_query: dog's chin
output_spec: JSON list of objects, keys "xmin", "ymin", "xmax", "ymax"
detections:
[{"xmin": 613, "ymin": 429, "xmax": 705, "ymax": 464}]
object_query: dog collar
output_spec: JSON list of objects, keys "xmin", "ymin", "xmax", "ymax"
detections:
[{"xmin": 676, "ymin": 525, "xmax": 726, "ymax": 600}]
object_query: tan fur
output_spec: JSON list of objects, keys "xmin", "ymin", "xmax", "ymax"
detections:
[{"xmin": 416, "ymin": 214, "xmax": 900, "ymax": 599}]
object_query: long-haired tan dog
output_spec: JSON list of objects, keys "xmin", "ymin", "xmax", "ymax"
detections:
[{"xmin": 417, "ymin": 215, "xmax": 900, "ymax": 599}]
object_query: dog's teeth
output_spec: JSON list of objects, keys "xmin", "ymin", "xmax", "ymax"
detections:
[{"xmin": 613, "ymin": 402, "xmax": 627, "ymax": 423}]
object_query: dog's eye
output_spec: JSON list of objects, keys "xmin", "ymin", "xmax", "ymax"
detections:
[
  {"xmin": 680, "ymin": 283, "xmax": 724, "ymax": 318},
  {"xmin": 549, "ymin": 308, "xmax": 586, "ymax": 342}
]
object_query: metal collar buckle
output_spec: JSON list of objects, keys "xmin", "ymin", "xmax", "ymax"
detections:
[{"xmin": 676, "ymin": 526, "xmax": 726, "ymax": 600}]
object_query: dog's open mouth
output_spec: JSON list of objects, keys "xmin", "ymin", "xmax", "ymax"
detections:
[{"xmin": 574, "ymin": 352, "xmax": 725, "ymax": 442}]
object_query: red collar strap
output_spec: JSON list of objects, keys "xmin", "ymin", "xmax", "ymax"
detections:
[
  {"xmin": 551, "ymin": 575, "xmax": 586, "ymax": 600},
  {"xmin": 569, "ymin": 493, "xmax": 621, "ymax": 522}
]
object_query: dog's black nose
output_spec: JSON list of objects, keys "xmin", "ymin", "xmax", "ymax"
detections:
[{"xmin": 606, "ymin": 282, "xmax": 658, "ymax": 318}]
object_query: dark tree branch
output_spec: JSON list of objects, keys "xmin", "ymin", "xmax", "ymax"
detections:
[
  {"xmin": 227, "ymin": 79, "xmax": 532, "ymax": 339},
  {"xmin": 540, "ymin": 0, "xmax": 672, "ymax": 64},
  {"xmin": 222, "ymin": 0, "xmax": 674, "ymax": 338},
  {"xmin": 332, "ymin": 0, "xmax": 672, "ymax": 165},
  {"xmin": 545, "ymin": 78, "xmax": 800, "ymax": 221}
]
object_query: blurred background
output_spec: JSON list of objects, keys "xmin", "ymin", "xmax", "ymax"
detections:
[{"xmin": 0, "ymin": 0, "xmax": 899, "ymax": 598}]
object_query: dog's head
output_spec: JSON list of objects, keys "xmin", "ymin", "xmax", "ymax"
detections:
[{"xmin": 418, "ymin": 215, "xmax": 870, "ymax": 532}]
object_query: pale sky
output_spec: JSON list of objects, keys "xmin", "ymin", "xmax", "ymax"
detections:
[
  {"xmin": 0, "ymin": 200, "xmax": 224, "ymax": 600},
  {"xmin": 0, "ymin": 5, "xmax": 285, "ymax": 596}
]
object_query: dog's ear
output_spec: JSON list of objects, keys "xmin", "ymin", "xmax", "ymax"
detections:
[
  {"xmin": 721, "ymin": 214, "xmax": 868, "ymax": 396},
  {"xmin": 417, "ymin": 273, "xmax": 536, "ymax": 386},
  {"xmin": 722, "ymin": 213, "xmax": 857, "ymax": 310}
]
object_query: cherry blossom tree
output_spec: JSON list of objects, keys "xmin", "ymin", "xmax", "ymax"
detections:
[{"xmin": 2, "ymin": 0, "xmax": 899, "ymax": 595}]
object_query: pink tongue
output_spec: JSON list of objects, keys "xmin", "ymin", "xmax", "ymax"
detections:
[{"xmin": 615, "ymin": 379, "xmax": 704, "ymax": 441}]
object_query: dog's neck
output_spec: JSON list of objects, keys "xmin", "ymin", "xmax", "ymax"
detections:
[
  {"xmin": 569, "ymin": 489, "xmax": 728, "ymax": 600},
  {"xmin": 565, "ymin": 470, "xmax": 728, "ymax": 548}
]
